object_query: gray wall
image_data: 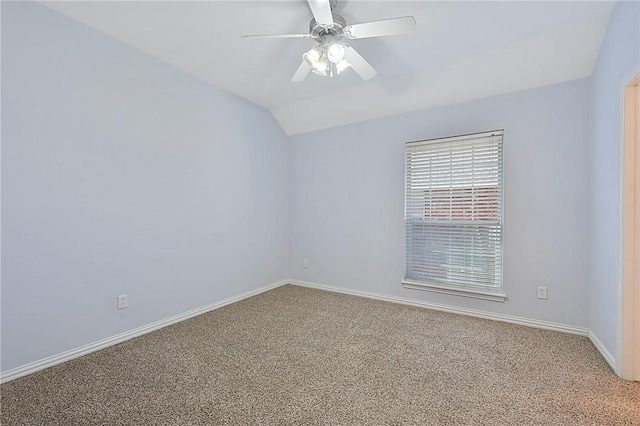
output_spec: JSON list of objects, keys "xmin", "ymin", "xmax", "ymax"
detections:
[
  {"xmin": 1, "ymin": 2, "xmax": 289, "ymax": 372},
  {"xmin": 587, "ymin": 0, "xmax": 640, "ymax": 362},
  {"xmin": 290, "ymin": 79, "xmax": 590, "ymax": 328}
]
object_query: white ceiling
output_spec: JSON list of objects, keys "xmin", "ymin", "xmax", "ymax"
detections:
[{"xmin": 41, "ymin": 1, "xmax": 615, "ymax": 135}]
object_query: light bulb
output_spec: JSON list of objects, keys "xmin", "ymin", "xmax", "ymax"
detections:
[
  {"xmin": 327, "ymin": 43, "xmax": 345, "ymax": 64},
  {"xmin": 303, "ymin": 47, "xmax": 321, "ymax": 68},
  {"xmin": 313, "ymin": 59, "xmax": 328, "ymax": 76},
  {"xmin": 336, "ymin": 59, "xmax": 350, "ymax": 74}
]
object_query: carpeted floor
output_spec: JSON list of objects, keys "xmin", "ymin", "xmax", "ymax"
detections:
[{"xmin": 1, "ymin": 284, "xmax": 639, "ymax": 425}]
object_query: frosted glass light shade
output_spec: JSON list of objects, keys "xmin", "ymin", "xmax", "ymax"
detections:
[{"xmin": 327, "ymin": 43, "xmax": 345, "ymax": 63}]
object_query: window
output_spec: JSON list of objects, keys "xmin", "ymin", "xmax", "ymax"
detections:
[{"xmin": 403, "ymin": 131, "xmax": 505, "ymax": 302}]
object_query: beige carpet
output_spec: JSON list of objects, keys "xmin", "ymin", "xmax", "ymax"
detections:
[{"xmin": 1, "ymin": 284, "xmax": 639, "ymax": 425}]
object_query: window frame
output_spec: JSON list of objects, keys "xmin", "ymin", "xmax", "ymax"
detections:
[{"xmin": 402, "ymin": 130, "xmax": 506, "ymax": 302}]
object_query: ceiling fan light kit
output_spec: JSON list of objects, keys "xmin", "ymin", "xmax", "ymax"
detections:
[
  {"xmin": 303, "ymin": 42, "xmax": 350, "ymax": 78},
  {"xmin": 242, "ymin": 0, "xmax": 416, "ymax": 82}
]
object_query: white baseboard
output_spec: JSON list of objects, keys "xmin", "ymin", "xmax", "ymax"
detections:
[
  {"xmin": 289, "ymin": 279, "xmax": 589, "ymax": 336},
  {"xmin": 587, "ymin": 329, "xmax": 617, "ymax": 372},
  {"xmin": 2, "ymin": 279, "xmax": 616, "ymax": 383},
  {"xmin": 0, "ymin": 280, "xmax": 289, "ymax": 384}
]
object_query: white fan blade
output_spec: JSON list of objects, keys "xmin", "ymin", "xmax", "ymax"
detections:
[
  {"xmin": 291, "ymin": 62, "xmax": 311, "ymax": 82},
  {"xmin": 307, "ymin": 0, "xmax": 333, "ymax": 26},
  {"xmin": 242, "ymin": 33, "xmax": 313, "ymax": 39},
  {"xmin": 343, "ymin": 16, "xmax": 416, "ymax": 39},
  {"xmin": 343, "ymin": 45, "xmax": 377, "ymax": 80}
]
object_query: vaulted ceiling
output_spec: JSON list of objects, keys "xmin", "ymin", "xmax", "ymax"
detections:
[{"xmin": 42, "ymin": 1, "xmax": 615, "ymax": 135}]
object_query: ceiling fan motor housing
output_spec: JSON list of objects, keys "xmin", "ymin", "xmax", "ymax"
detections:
[{"xmin": 309, "ymin": 13, "xmax": 347, "ymax": 40}]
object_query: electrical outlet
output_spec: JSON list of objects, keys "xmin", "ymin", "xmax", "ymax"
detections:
[
  {"xmin": 303, "ymin": 259, "xmax": 309, "ymax": 268},
  {"xmin": 537, "ymin": 286, "xmax": 548, "ymax": 300},
  {"xmin": 117, "ymin": 294, "xmax": 128, "ymax": 310}
]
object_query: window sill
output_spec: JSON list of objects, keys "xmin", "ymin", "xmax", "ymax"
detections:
[{"xmin": 402, "ymin": 280, "xmax": 507, "ymax": 302}]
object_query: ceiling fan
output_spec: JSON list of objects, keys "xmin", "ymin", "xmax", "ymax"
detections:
[{"xmin": 242, "ymin": 0, "xmax": 416, "ymax": 82}]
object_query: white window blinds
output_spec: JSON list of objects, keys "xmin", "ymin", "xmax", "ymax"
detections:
[{"xmin": 404, "ymin": 131, "xmax": 504, "ymax": 297}]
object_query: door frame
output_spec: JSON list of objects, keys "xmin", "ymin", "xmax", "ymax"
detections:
[{"xmin": 619, "ymin": 68, "xmax": 640, "ymax": 381}]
